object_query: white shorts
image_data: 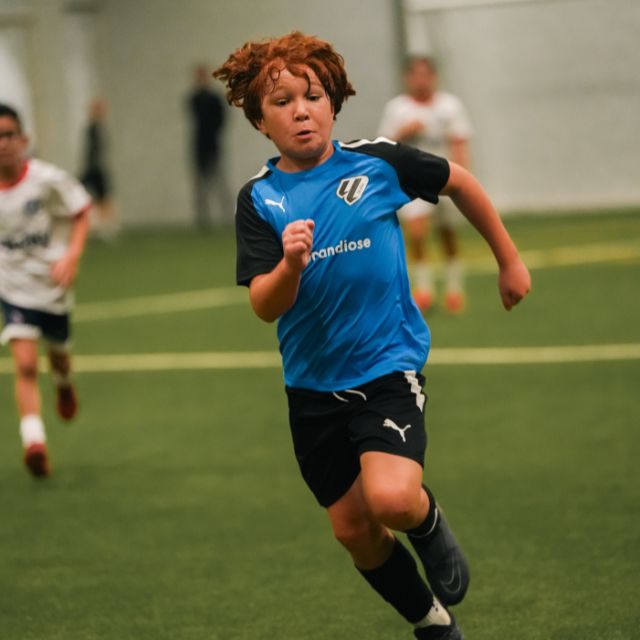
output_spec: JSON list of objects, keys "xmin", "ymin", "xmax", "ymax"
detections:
[{"xmin": 397, "ymin": 198, "xmax": 461, "ymax": 228}]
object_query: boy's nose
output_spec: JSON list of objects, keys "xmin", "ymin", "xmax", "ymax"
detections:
[{"xmin": 292, "ymin": 99, "xmax": 309, "ymax": 120}]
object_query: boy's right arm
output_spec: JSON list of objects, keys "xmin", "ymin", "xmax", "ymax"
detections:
[{"xmin": 249, "ymin": 219, "xmax": 315, "ymax": 322}]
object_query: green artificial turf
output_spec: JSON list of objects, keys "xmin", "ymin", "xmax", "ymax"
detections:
[{"xmin": 1, "ymin": 210, "xmax": 639, "ymax": 639}]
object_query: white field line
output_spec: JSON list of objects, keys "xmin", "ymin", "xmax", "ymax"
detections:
[{"xmin": 1, "ymin": 344, "xmax": 640, "ymax": 375}]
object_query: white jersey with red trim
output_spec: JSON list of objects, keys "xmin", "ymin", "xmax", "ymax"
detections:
[
  {"xmin": 378, "ymin": 91, "xmax": 473, "ymax": 158},
  {"xmin": 0, "ymin": 159, "xmax": 91, "ymax": 313}
]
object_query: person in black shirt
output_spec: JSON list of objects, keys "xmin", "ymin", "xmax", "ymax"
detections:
[
  {"xmin": 80, "ymin": 98, "xmax": 117, "ymax": 238},
  {"xmin": 187, "ymin": 64, "xmax": 232, "ymax": 229}
]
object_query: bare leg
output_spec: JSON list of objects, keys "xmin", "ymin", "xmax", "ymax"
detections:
[
  {"xmin": 360, "ymin": 451, "xmax": 429, "ymax": 531},
  {"xmin": 48, "ymin": 343, "xmax": 72, "ymax": 386},
  {"xmin": 327, "ymin": 474, "xmax": 395, "ymax": 569},
  {"xmin": 406, "ymin": 215, "xmax": 430, "ymax": 263},
  {"xmin": 326, "ymin": 462, "xmax": 457, "ymax": 634},
  {"xmin": 405, "ymin": 216, "xmax": 434, "ymax": 310},
  {"xmin": 48, "ymin": 343, "xmax": 78, "ymax": 420},
  {"xmin": 439, "ymin": 224, "xmax": 465, "ymax": 313},
  {"xmin": 10, "ymin": 338, "xmax": 41, "ymax": 417},
  {"xmin": 10, "ymin": 338, "xmax": 50, "ymax": 476}
]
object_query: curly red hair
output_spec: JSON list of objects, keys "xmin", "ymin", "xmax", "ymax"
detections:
[{"xmin": 213, "ymin": 31, "xmax": 356, "ymax": 129}]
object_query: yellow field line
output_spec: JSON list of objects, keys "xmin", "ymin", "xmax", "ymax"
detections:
[
  {"xmin": 68, "ymin": 241, "xmax": 640, "ymax": 323},
  {"xmin": 74, "ymin": 287, "xmax": 247, "ymax": 322},
  {"xmin": 1, "ymin": 344, "xmax": 640, "ymax": 375},
  {"xmin": 466, "ymin": 242, "xmax": 640, "ymax": 274},
  {"xmin": 430, "ymin": 343, "xmax": 640, "ymax": 364}
]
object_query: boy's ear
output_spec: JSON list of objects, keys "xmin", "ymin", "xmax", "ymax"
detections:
[{"xmin": 256, "ymin": 120, "xmax": 271, "ymax": 139}]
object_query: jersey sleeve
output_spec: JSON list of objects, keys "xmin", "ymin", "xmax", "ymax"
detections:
[
  {"xmin": 48, "ymin": 166, "xmax": 92, "ymax": 217},
  {"xmin": 348, "ymin": 138, "xmax": 450, "ymax": 204},
  {"xmin": 236, "ymin": 182, "xmax": 283, "ymax": 287}
]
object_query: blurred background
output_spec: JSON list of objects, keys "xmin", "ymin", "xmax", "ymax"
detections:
[{"xmin": 1, "ymin": 0, "xmax": 639, "ymax": 225}]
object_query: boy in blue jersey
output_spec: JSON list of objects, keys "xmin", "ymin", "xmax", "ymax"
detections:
[{"xmin": 214, "ymin": 32, "xmax": 531, "ymax": 640}]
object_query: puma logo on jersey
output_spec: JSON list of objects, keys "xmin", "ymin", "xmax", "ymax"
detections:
[
  {"xmin": 383, "ymin": 418, "xmax": 412, "ymax": 443},
  {"xmin": 337, "ymin": 176, "xmax": 368, "ymax": 205},
  {"xmin": 265, "ymin": 196, "xmax": 285, "ymax": 212}
]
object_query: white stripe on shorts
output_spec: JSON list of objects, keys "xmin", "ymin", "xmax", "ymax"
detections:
[{"xmin": 404, "ymin": 370, "xmax": 425, "ymax": 412}]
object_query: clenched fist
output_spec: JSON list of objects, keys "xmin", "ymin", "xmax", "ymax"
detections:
[{"xmin": 282, "ymin": 218, "xmax": 315, "ymax": 273}]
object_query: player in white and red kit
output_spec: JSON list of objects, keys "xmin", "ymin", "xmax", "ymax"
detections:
[
  {"xmin": 378, "ymin": 57, "xmax": 473, "ymax": 313},
  {"xmin": 0, "ymin": 103, "xmax": 91, "ymax": 477}
]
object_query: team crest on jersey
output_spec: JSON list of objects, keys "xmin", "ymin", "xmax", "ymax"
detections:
[
  {"xmin": 23, "ymin": 199, "xmax": 41, "ymax": 216},
  {"xmin": 337, "ymin": 176, "xmax": 369, "ymax": 205}
]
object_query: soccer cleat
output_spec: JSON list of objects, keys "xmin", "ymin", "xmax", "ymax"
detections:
[
  {"xmin": 56, "ymin": 384, "xmax": 78, "ymax": 421},
  {"xmin": 413, "ymin": 618, "xmax": 463, "ymax": 639},
  {"xmin": 413, "ymin": 289, "xmax": 434, "ymax": 312},
  {"xmin": 24, "ymin": 442, "xmax": 51, "ymax": 478},
  {"xmin": 444, "ymin": 291, "xmax": 465, "ymax": 314},
  {"xmin": 408, "ymin": 502, "xmax": 470, "ymax": 606}
]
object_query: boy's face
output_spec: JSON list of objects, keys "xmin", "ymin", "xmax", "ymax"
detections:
[
  {"xmin": 257, "ymin": 66, "xmax": 335, "ymax": 172},
  {"xmin": 0, "ymin": 115, "xmax": 28, "ymax": 175}
]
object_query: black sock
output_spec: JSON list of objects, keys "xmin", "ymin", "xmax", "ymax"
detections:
[
  {"xmin": 358, "ymin": 538, "xmax": 434, "ymax": 624},
  {"xmin": 406, "ymin": 485, "xmax": 437, "ymax": 539}
]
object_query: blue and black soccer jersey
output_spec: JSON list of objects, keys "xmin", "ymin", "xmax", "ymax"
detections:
[{"xmin": 235, "ymin": 138, "xmax": 450, "ymax": 391}]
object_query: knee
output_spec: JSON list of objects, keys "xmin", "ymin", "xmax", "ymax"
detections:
[
  {"xmin": 16, "ymin": 361, "xmax": 38, "ymax": 381},
  {"xmin": 366, "ymin": 483, "xmax": 422, "ymax": 530},
  {"xmin": 331, "ymin": 516, "xmax": 382, "ymax": 554}
]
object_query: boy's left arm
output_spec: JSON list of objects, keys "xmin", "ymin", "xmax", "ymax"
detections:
[
  {"xmin": 440, "ymin": 161, "xmax": 531, "ymax": 310},
  {"xmin": 50, "ymin": 208, "xmax": 91, "ymax": 288}
]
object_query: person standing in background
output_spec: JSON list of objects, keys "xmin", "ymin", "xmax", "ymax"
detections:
[
  {"xmin": 0, "ymin": 103, "xmax": 91, "ymax": 478},
  {"xmin": 379, "ymin": 57, "xmax": 473, "ymax": 313},
  {"xmin": 186, "ymin": 63, "xmax": 232, "ymax": 229},
  {"xmin": 80, "ymin": 98, "xmax": 117, "ymax": 239}
]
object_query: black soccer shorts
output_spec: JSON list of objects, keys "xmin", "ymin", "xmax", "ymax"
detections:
[
  {"xmin": 0, "ymin": 298, "xmax": 70, "ymax": 345},
  {"xmin": 286, "ymin": 370, "xmax": 428, "ymax": 508}
]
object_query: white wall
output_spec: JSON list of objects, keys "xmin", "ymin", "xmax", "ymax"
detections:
[
  {"xmin": 63, "ymin": 8, "xmax": 101, "ymax": 174},
  {"xmin": 97, "ymin": 0, "xmax": 401, "ymax": 226},
  {"xmin": 404, "ymin": 0, "xmax": 640, "ymax": 211},
  {"xmin": 0, "ymin": 21, "xmax": 36, "ymax": 144},
  {"xmin": 0, "ymin": 0, "xmax": 97, "ymax": 171},
  {"xmin": 2, "ymin": 0, "xmax": 639, "ymax": 223}
]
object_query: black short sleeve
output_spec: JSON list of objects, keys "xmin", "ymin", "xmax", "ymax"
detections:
[
  {"xmin": 236, "ymin": 181, "xmax": 283, "ymax": 286},
  {"xmin": 342, "ymin": 139, "xmax": 450, "ymax": 204}
]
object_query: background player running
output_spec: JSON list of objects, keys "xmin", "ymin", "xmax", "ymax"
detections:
[
  {"xmin": 0, "ymin": 103, "xmax": 91, "ymax": 478},
  {"xmin": 379, "ymin": 56, "xmax": 473, "ymax": 313},
  {"xmin": 214, "ymin": 32, "xmax": 530, "ymax": 639}
]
